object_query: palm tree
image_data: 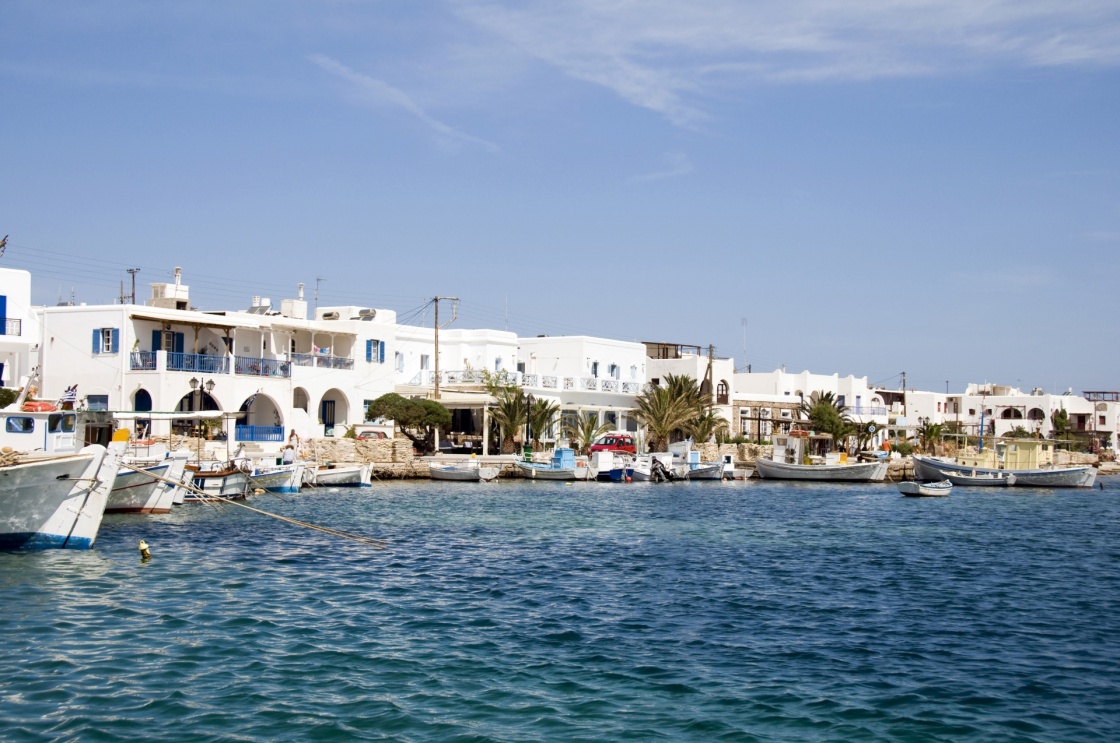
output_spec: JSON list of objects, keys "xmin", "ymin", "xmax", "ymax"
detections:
[
  {"xmin": 489, "ymin": 388, "xmax": 529, "ymax": 454},
  {"xmin": 916, "ymin": 421, "xmax": 944, "ymax": 454},
  {"xmin": 564, "ymin": 414, "xmax": 611, "ymax": 455},
  {"xmin": 688, "ymin": 408, "xmax": 729, "ymax": 443},
  {"xmin": 798, "ymin": 390, "xmax": 852, "ymax": 444},
  {"xmin": 632, "ymin": 384, "xmax": 698, "ymax": 452},
  {"xmin": 528, "ymin": 398, "xmax": 561, "ymax": 450}
]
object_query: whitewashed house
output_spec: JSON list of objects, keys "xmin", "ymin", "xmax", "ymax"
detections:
[
  {"xmin": 0, "ymin": 267, "xmax": 39, "ymax": 391},
  {"xmin": 33, "ymin": 268, "xmax": 400, "ymax": 446}
]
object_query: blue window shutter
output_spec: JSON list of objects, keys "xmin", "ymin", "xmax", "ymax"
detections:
[
  {"xmin": 92, "ymin": 329, "xmax": 101, "ymax": 354},
  {"xmin": 366, "ymin": 340, "xmax": 373, "ymax": 362},
  {"xmin": 111, "ymin": 328, "xmax": 120, "ymax": 353},
  {"xmin": 174, "ymin": 333, "xmax": 184, "ymax": 353},
  {"xmin": 0, "ymin": 295, "xmax": 7, "ymax": 320},
  {"xmin": 151, "ymin": 330, "xmax": 162, "ymax": 351},
  {"xmin": 379, "ymin": 341, "xmax": 385, "ymax": 363}
]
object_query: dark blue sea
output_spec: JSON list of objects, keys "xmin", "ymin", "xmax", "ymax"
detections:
[{"xmin": 3, "ymin": 478, "xmax": 1119, "ymax": 742}]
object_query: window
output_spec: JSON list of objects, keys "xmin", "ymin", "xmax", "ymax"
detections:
[
  {"xmin": 6, "ymin": 416, "xmax": 34, "ymax": 433},
  {"xmin": 495, "ymin": 357, "xmax": 503, "ymax": 372},
  {"xmin": 630, "ymin": 365, "xmax": 638, "ymax": 380},
  {"xmin": 366, "ymin": 339, "xmax": 385, "ymax": 363},
  {"xmin": 608, "ymin": 363, "xmax": 620, "ymax": 379},
  {"xmin": 420, "ymin": 354, "xmax": 430, "ymax": 370},
  {"xmin": 1100, "ymin": 415, "xmax": 1107, "ymax": 426},
  {"xmin": 716, "ymin": 381, "xmax": 729, "ymax": 405},
  {"xmin": 363, "ymin": 400, "xmax": 377, "ymax": 423},
  {"xmin": 969, "ymin": 409, "xmax": 976, "ymax": 416},
  {"xmin": 590, "ymin": 361, "xmax": 599, "ymax": 378},
  {"xmin": 837, "ymin": 395, "xmax": 845, "ymax": 407},
  {"xmin": 87, "ymin": 395, "xmax": 109, "ymax": 411},
  {"xmin": 395, "ymin": 352, "xmax": 404, "ymax": 372},
  {"xmin": 48, "ymin": 413, "xmax": 76, "ymax": 433},
  {"xmin": 92, "ymin": 328, "xmax": 120, "ymax": 354}
]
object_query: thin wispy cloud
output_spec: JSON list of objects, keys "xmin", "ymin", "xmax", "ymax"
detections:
[
  {"xmin": 630, "ymin": 152, "xmax": 694, "ymax": 183},
  {"xmin": 452, "ymin": 1, "xmax": 1120, "ymax": 125},
  {"xmin": 309, "ymin": 54, "xmax": 498, "ymax": 153}
]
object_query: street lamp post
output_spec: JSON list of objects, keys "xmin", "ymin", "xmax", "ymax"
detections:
[{"xmin": 188, "ymin": 377, "xmax": 217, "ymax": 437}]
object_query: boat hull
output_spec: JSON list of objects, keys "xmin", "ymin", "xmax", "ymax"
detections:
[
  {"xmin": 107, "ymin": 456, "xmax": 188, "ymax": 514},
  {"xmin": 899, "ymin": 480, "xmax": 952, "ymax": 497},
  {"xmin": 249, "ymin": 464, "xmax": 305, "ymax": 493},
  {"xmin": 429, "ymin": 462, "xmax": 500, "ymax": 482},
  {"xmin": 754, "ymin": 457, "xmax": 889, "ymax": 482},
  {"xmin": 313, "ymin": 464, "xmax": 372, "ymax": 487},
  {"xmin": 913, "ymin": 456, "xmax": 1096, "ymax": 489},
  {"xmin": 515, "ymin": 462, "xmax": 596, "ymax": 480},
  {"xmin": 0, "ymin": 444, "xmax": 124, "ymax": 550},
  {"xmin": 186, "ymin": 464, "xmax": 250, "ymax": 501},
  {"xmin": 685, "ymin": 463, "xmax": 725, "ymax": 480}
]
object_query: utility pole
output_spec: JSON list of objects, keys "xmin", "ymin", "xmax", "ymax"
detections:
[
  {"xmin": 126, "ymin": 268, "xmax": 140, "ymax": 304},
  {"xmin": 314, "ymin": 277, "xmax": 324, "ymax": 315},
  {"xmin": 432, "ymin": 296, "xmax": 458, "ymax": 400}
]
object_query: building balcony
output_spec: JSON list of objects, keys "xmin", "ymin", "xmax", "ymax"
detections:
[
  {"xmin": 169, "ymin": 352, "xmax": 230, "ymax": 374},
  {"xmin": 235, "ymin": 425, "xmax": 285, "ymax": 442},
  {"xmin": 2, "ymin": 318, "xmax": 21, "ymax": 336},
  {"xmin": 289, "ymin": 352, "xmax": 354, "ymax": 370},
  {"xmin": 235, "ymin": 356, "xmax": 292, "ymax": 378}
]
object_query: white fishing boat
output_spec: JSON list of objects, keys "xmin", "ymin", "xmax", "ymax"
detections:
[
  {"xmin": 184, "ymin": 461, "xmax": 250, "ymax": 501},
  {"xmin": 913, "ymin": 438, "xmax": 1096, "ymax": 488},
  {"xmin": 755, "ymin": 431, "xmax": 889, "ymax": 482},
  {"xmin": 0, "ymin": 442, "xmax": 126, "ymax": 550},
  {"xmin": 630, "ymin": 453, "xmax": 683, "ymax": 482},
  {"xmin": 312, "ymin": 462, "xmax": 373, "ymax": 487},
  {"xmin": 940, "ymin": 468, "xmax": 1016, "ymax": 487},
  {"xmin": 515, "ymin": 448, "xmax": 596, "ymax": 481},
  {"xmin": 110, "ymin": 451, "xmax": 191, "ymax": 513},
  {"xmin": 429, "ymin": 459, "xmax": 500, "ymax": 482},
  {"xmin": 246, "ymin": 462, "xmax": 305, "ymax": 493},
  {"xmin": 684, "ymin": 461, "xmax": 725, "ymax": 480},
  {"xmin": 898, "ymin": 480, "xmax": 953, "ymax": 497}
]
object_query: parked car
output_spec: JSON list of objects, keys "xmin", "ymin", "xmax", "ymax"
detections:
[
  {"xmin": 357, "ymin": 430, "xmax": 388, "ymax": 440},
  {"xmin": 589, "ymin": 433, "xmax": 636, "ymax": 454}
]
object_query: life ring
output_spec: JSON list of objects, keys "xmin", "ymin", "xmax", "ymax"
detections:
[{"xmin": 21, "ymin": 401, "xmax": 57, "ymax": 412}]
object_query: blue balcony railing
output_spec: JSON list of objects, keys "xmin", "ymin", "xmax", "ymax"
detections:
[
  {"xmin": 235, "ymin": 356, "xmax": 292, "ymax": 378},
  {"xmin": 130, "ymin": 351, "xmax": 157, "ymax": 370},
  {"xmin": 235, "ymin": 425, "xmax": 285, "ymax": 442},
  {"xmin": 168, "ymin": 352, "xmax": 230, "ymax": 374}
]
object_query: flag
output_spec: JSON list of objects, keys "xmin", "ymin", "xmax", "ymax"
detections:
[{"xmin": 57, "ymin": 385, "xmax": 78, "ymax": 405}]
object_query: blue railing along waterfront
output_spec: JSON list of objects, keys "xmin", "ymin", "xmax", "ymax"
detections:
[{"xmin": 236, "ymin": 425, "xmax": 285, "ymax": 442}]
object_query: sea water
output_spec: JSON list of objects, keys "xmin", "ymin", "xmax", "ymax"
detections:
[{"xmin": 2, "ymin": 479, "xmax": 1118, "ymax": 741}]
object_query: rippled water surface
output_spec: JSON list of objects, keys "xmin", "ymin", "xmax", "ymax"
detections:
[{"xmin": 3, "ymin": 478, "xmax": 1120, "ymax": 741}]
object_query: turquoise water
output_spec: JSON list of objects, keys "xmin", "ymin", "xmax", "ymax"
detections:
[{"xmin": 2, "ymin": 479, "xmax": 1119, "ymax": 741}]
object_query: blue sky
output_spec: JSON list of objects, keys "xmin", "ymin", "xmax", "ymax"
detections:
[{"xmin": 2, "ymin": 1, "xmax": 1118, "ymax": 394}]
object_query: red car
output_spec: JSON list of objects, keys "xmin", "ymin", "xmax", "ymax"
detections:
[
  {"xmin": 589, "ymin": 433, "xmax": 636, "ymax": 454},
  {"xmin": 357, "ymin": 430, "xmax": 388, "ymax": 440}
]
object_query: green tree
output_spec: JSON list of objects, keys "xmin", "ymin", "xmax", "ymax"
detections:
[
  {"xmin": 366, "ymin": 394, "xmax": 450, "ymax": 454},
  {"xmin": 798, "ymin": 391, "xmax": 852, "ymax": 443},
  {"xmin": 528, "ymin": 397, "xmax": 561, "ymax": 450},
  {"xmin": 632, "ymin": 384, "xmax": 698, "ymax": 452},
  {"xmin": 489, "ymin": 388, "xmax": 529, "ymax": 454},
  {"xmin": 916, "ymin": 421, "xmax": 944, "ymax": 454},
  {"xmin": 1050, "ymin": 408, "xmax": 1071, "ymax": 450},
  {"xmin": 563, "ymin": 413, "xmax": 611, "ymax": 455},
  {"xmin": 688, "ymin": 408, "xmax": 729, "ymax": 443}
]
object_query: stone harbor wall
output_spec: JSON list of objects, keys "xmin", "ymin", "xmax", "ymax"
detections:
[{"xmin": 299, "ymin": 437, "xmax": 415, "ymax": 465}]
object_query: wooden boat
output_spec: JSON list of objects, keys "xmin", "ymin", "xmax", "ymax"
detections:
[
  {"xmin": 109, "ymin": 451, "xmax": 191, "ymax": 513},
  {"xmin": 630, "ymin": 453, "xmax": 682, "ymax": 482},
  {"xmin": 941, "ymin": 469, "xmax": 1016, "ymax": 487},
  {"xmin": 185, "ymin": 462, "xmax": 250, "ymax": 501},
  {"xmin": 913, "ymin": 452, "xmax": 1094, "ymax": 489},
  {"xmin": 429, "ymin": 460, "xmax": 500, "ymax": 482},
  {"xmin": 515, "ymin": 448, "xmax": 596, "ymax": 481},
  {"xmin": 898, "ymin": 480, "xmax": 953, "ymax": 497},
  {"xmin": 0, "ymin": 443, "xmax": 125, "ymax": 550},
  {"xmin": 684, "ymin": 462, "xmax": 725, "ymax": 480},
  {"xmin": 311, "ymin": 463, "xmax": 372, "ymax": 487},
  {"xmin": 755, "ymin": 431, "xmax": 889, "ymax": 482},
  {"xmin": 246, "ymin": 462, "xmax": 305, "ymax": 493}
]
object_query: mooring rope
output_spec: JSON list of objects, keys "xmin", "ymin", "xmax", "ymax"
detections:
[{"xmin": 118, "ymin": 463, "xmax": 389, "ymax": 548}]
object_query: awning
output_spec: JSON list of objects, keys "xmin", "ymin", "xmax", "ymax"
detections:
[{"xmin": 129, "ymin": 311, "xmax": 244, "ymax": 331}]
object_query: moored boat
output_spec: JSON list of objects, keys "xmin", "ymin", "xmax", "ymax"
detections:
[
  {"xmin": 246, "ymin": 462, "xmax": 305, "ymax": 493},
  {"xmin": 0, "ymin": 442, "xmax": 126, "ymax": 550},
  {"xmin": 312, "ymin": 462, "xmax": 372, "ymax": 487},
  {"xmin": 515, "ymin": 448, "xmax": 596, "ymax": 481},
  {"xmin": 185, "ymin": 462, "xmax": 250, "ymax": 501},
  {"xmin": 429, "ymin": 459, "xmax": 500, "ymax": 482},
  {"xmin": 109, "ymin": 451, "xmax": 191, "ymax": 513},
  {"xmin": 898, "ymin": 480, "xmax": 953, "ymax": 497},
  {"xmin": 940, "ymin": 468, "xmax": 1016, "ymax": 487},
  {"xmin": 913, "ymin": 440, "xmax": 1096, "ymax": 488},
  {"xmin": 755, "ymin": 431, "xmax": 888, "ymax": 482}
]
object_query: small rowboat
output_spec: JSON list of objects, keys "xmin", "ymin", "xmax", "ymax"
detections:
[{"xmin": 898, "ymin": 480, "xmax": 953, "ymax": 497}]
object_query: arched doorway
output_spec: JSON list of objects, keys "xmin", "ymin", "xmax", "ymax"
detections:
[{"xmin": 237, "ymin": 393, "xmax": 284, "ymax": 442}]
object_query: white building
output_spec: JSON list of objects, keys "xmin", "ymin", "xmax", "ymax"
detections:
[
  {"xmin": 0, "ymin": 267, "xmax": 39, "ymax": 390},
  {"xmin": 31, "ymin": 269, "xmax": 401, "ymax": 445},
  {"xmin": 644, "ymin": 342, "xmax": 736, "ymax": 434}
]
